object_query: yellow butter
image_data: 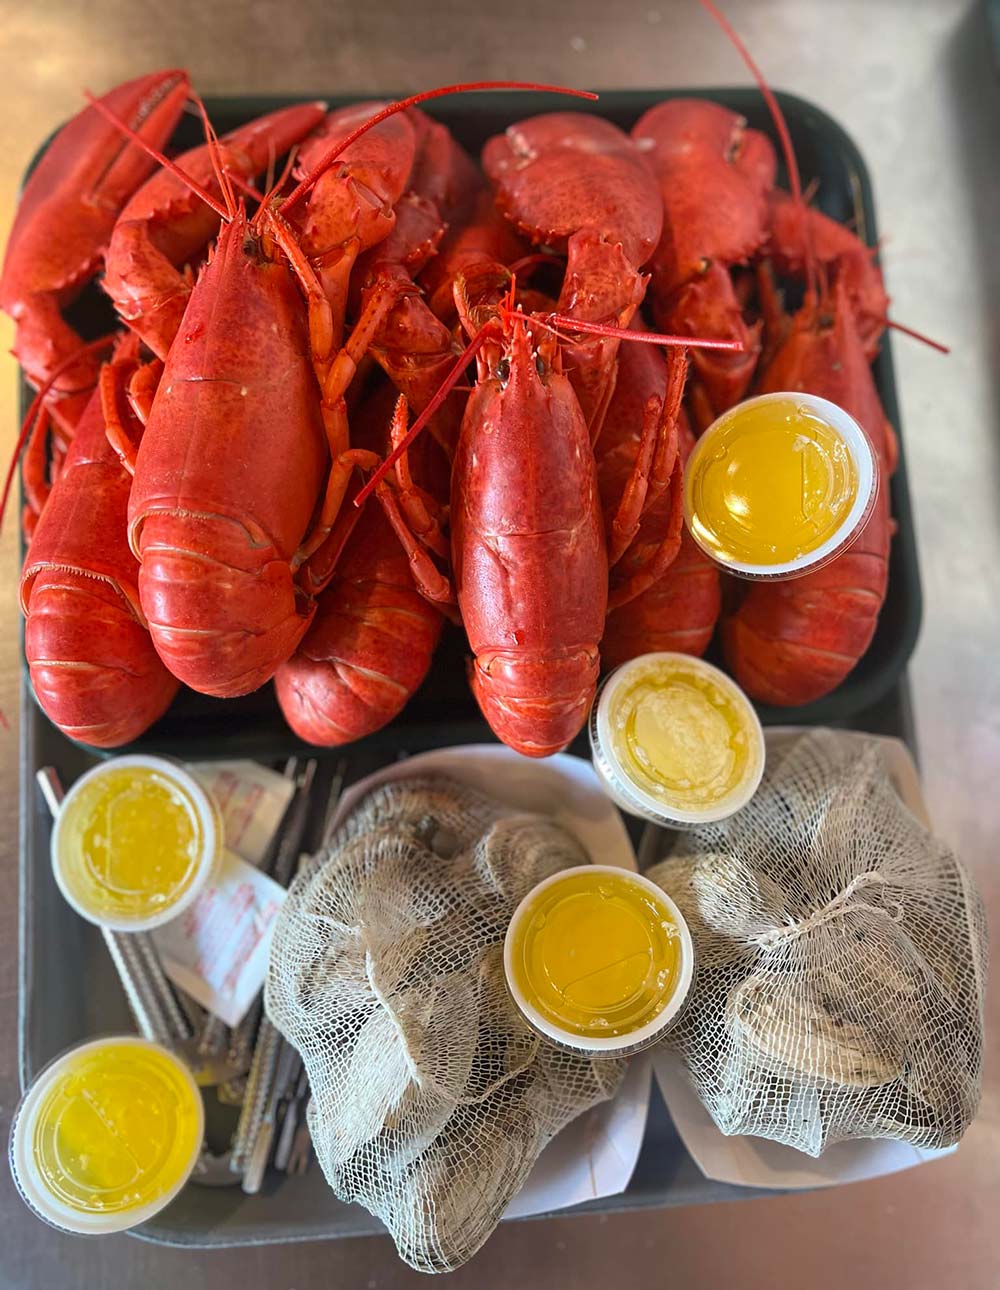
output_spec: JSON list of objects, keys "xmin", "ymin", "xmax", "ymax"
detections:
[
  {"xmin": 685, "ymin": 396, "xmax": 859, "ymax": 566},
  {"xmin": 54, "ymin": 761, "xmax": 214, "ymax": 925},
  {"xmin": 608, "ymin": 654, "xmax": 755, "ymax": 813},
  {"xmin": 507, "ymin": 868, "xmax": 682, "ymax": 1040},
  {"xmin": 26, "ymin": 1040, "xmax": 202, "ymax": 1219}
]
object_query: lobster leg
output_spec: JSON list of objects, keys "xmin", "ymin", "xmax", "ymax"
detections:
[
  {"xmin": 295, "ymin": 447, "xmax": 381, "ymax": 568},
  {"xmin": 126, "ymin": 359, "xmax": 163, "ymax": 425},
  {"xmin": 266, "ymin": 211, "xmax": 408, "ymax": 459},
  {"xmin": 101, "ymin": 360, "xmax": 143, "ymax": 476},
  {"xmin": 375, "ymin": 484, "xmax": 456, "ymax": 606},
  {"xmin": 22, "ymin": 405, "xmax": 54, "ymax": 527},
  {"xmin": 607, "ymin": 457, "xmax": 685, "ymax": 611},
  {"xmin": 606, "ymin": 347, "xmax": 686, "ymax": 564},
  {"xmin": 386, "ymin": 396, "xmax": 449, "ymax": 558}
]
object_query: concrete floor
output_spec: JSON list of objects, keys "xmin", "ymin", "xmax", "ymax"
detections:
[{"xmin": 0, "ymin": 1, "xmax": 997, "ymax": 1286}]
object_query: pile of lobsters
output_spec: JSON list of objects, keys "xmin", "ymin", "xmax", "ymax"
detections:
[{"xmin": 1, "ymin": 47, "xmax": 901, "ymax": 756}]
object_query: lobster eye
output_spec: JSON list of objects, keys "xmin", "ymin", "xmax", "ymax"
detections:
[
  {"xmin": 496, "ymin": 358, "xmax": 511, "ymax": 383},
  {"xmin": 535, "ymin": 356, "xmax": 545, "ymax": 377}
]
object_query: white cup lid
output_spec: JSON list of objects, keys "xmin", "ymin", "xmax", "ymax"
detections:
[
  {"xmin": 592, "ymin": 652, "xmax": 765, "ymax": 826},
  {"xmin": 503, "ymin": 865, "xmax": 695, "ymax": 1053},
  {"xmin": 9, "ymin": 1036, "xmax": 204, "ymax": 1235},
  {"xmin": 683, "ymin": 392, "xmax": 878, "ymax": 580},
  {"xmin": 50, "ymin": 754, "xmax": 221, "ymax": 932}
]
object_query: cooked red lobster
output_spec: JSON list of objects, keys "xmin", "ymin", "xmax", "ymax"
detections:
[{"xmin": 2, "ymin": 35, "xmax": 936, "ymax": 750}]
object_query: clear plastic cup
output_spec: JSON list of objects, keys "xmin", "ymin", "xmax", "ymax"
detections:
[
  {"xmin": 9, "ymin": 1036, "xmax": 204, "ymax": 1235},
  {"xmin": 589, "ymin": 652, "xmax": 765, "ymax": 827},
  {"xmin": 51, "ymin": 754, "xmax": 222, "ymax": 932},
  {"xmin": 503, "ymin": 865, "xmax": 694, "ymax": 1057},
  {"xmin": 683, "ymin": 391, "xmax": 878, "ymax": 580}
]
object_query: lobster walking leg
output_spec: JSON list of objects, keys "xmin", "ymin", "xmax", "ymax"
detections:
[{"xmin": 598, "ymin": 339, "xmax": 721, "ymax": 667}]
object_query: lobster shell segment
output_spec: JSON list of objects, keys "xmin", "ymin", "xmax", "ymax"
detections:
[
  {"xmin": 453, "ymin": 315, "xmax": 607, "ymax": 758},
  {"xmin": 128, "ymin": 211, "xmax": 328, "ymax": 698},
  {"xmin": 21, "ymin": 352, "xmax": 179, "ymax": 747}
]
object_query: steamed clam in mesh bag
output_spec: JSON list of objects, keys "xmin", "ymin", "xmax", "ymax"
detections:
[
  {"xmin": 266, "ymin": 775, "xmax": 624, "ymax": 1273},
  {"xmin": 648, "ymin": 729, "xmax": 987, "ymax": 1158}
]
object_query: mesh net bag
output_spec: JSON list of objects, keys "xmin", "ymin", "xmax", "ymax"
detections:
[
  {"xmin": 648, "ymin": 729, "xmax": 987, "ymax": 1157},
  {"xmin": 266, "ymin": 775, "xmax": 624, "ymax": 1272}
]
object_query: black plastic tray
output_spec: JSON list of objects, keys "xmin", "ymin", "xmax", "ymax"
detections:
[
  {"xmin": 18, "ymin": 89, "xmax": 922, "ymax": 1248},
  {"xmin": 18, "ymin": 87, "xmax": 921, "ymax": 757}
]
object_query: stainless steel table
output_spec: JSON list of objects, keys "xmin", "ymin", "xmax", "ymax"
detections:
[{"xmin": 1, "ymin": 2, "xmax": 997, "ymax": 1287}]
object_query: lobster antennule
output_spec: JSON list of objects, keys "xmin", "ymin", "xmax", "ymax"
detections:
[
  {"xmin": 0, "ymin": 333, "xmax": 117, "ymax": 530},
  {"xmin": 188, "ymin": 88, "xmax": 238, "ymax": 217},
  {"xmin": 279, "ymin": 81, "xmax": 599, "ymax": 215},
  {"xmin": 84, "ymin": 91, "xmax": 230, "ymax": 220}
]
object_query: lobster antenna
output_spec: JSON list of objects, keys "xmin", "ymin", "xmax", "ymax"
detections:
[
  {"xmin": 0, "ymin": 333, "xmax": 118, "ymax": 530},
  {"xmin": 887, "ymin": 319, "xmax": 950, "ymax": 355},
  {"xmin": 279, "ymin": 80, "xmax": 599, "ymax": 214},
  {"xmin": 540, "ymin": 313, "xmax": 746, "ymax": 351},
  {"xmin": 696, "ymin": 0, "xmax": 818, "ymax": 302},
  {"xmin": 85, "ymin": 91, "xmax": 230, "ymax": 220},
  {"xmin": 354, "ymin": 324, "xmax": 495, "ymax": 508},
  {"xmin": 700, "ymin": 2, "xmax": 949, "ymax": 354}
]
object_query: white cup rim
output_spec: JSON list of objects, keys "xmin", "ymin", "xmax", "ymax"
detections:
[
  {"xmin": 683, "ymin": 391, "xmax": 878, "ymax": 579},
  {"xmin": 503, "ymin": 864, "xmax": 694, "ymax": 1052},
  {"xmin": 50, "ymin": 755, "xmax": 220, "ymax": 932},
  {"xmin": 9, "ymin": 1035, "xmax": 204, "ymax": 1235},
  {"xmin": 593, "ymin": 652, "xmax": 765, "ymax": 825}
]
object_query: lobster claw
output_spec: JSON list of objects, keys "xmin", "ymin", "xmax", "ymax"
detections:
[
  {"xmin": 0, "ymin": 70, "xmax": 190, "ymax": 434},
  {"xmin": 3, "ymin": 70, "xmax": 190, "ymax": 295}
]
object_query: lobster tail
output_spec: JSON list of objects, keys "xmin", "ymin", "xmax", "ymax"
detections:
[
  {"xmin": 19, "ymin": 344, "xmax": 179, "ymax": 746},
  {"xmin": 135, "ymin": 513, "xmax": 315, "ymax": 697},
  {"xmin": 721, "ymin": 523, "xmax": 889, "ymax": 706},
  {"xmin": 275, "ymin": 502, "xmax": 442, "ymax": 745},
  {"xmin": 24, "ymin": 571, "xmax": 179, "ymax": 747},
  {"xmin": 470, "ymin": 647, "xmax": 600, "ymax": 759}
]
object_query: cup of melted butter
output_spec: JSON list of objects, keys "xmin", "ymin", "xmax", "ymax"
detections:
[
  {"xmin": 683, "ymin": 392, "xmax": 878, "ymax": 580},
  {"xmin": 590, "ymin": 652, "xmax": 764, "ymax": 826},
  {"xmin": 9, "ymin": 1036, "xmax": 203, "ymax": 1234},
  {"xmin": 51, "ymin": 755, "xmax": 222, "ymax": 932},
  {"xmin": 504, "ymin": 865, "xmax": 694, "ymax": 1055}
]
